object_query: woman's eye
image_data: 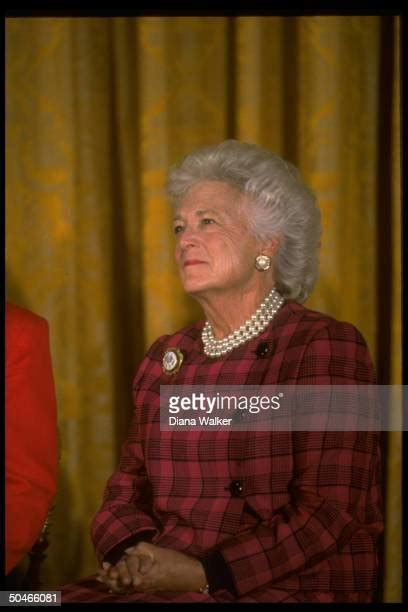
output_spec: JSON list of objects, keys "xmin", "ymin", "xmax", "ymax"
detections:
[
  {"xmin": 202, "ymin": 218, "xmax": 215, "ymax": 225},
  {"xmin": 173, "ymin": 225, "xmax": 184, "ymax": 234}
]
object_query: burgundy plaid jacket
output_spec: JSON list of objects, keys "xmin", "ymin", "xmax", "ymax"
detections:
[{"xmin": 86, "ymin": 301, "xmax": 383, "ymax": 603}]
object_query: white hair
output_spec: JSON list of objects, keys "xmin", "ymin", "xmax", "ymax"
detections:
[{"xmin": 167, "ymin": 139, "xmax": 321, "ymax": 303}]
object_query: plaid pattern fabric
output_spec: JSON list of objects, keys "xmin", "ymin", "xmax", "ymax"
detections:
[
  {"xmin": 62, "ymin": 301, "xmax": 383, "ymax": 603},
  {"xmin": 61, "ymin": 578, "xmax": 374, "ymax": 603}
]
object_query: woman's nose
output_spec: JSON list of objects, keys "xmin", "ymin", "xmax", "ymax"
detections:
[{"xmin": 178, "ymin": 226, "xmax": 198, "ymax": 249}]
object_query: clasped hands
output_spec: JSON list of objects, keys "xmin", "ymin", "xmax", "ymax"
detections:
[{"xmin": 96, "ymin": 541, "xmax": 207, "ymax": 595}]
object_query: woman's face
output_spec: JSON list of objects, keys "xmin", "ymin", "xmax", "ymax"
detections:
[{"xmin": 174, "ymin": 181, "xmax": 262, "ymax": 297}]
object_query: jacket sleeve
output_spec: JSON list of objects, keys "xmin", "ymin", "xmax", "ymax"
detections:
[
  {"xmin": 90, "ymin": 413, "xmax": 160, "ymax": 565},
  {"xmin": 5, "ymin": 310, "xmax": 58, "ymax": 574},
  {"xmin": 202, "ymin": 321, "xmax": 383, "ymax": 596},
  {"xmin": 91, "ymin": 338, "xmax": 168, "ymax": 565}
]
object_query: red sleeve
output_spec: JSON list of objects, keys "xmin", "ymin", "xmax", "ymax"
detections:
[
  {"xmin": 207, "ymin": 321, "xmax": 383, "ymax": 597},
  {"xmin": 90, "ymin": 337, "xmax": 169, "ymax": 564},
  {"xmin": 5, "ymin": 304, "xmax": 58, "ymax": 574}
]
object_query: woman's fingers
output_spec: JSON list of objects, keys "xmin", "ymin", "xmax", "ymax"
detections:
[
  {"xmin": 97, "ymin": 559, "xmax": 134, "ymax": 593},
  {"xmin": 116, "ymin": 559, "xmax": 133, "ymax": 587},
  {"xmin": 138, "ymin": 553, "xmax": 155, "ymax": 575}
]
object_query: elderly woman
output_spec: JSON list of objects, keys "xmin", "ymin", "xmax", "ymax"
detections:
[{"xmin": 62, "ymin": 140, "xmax": 383, "ymax": 603}]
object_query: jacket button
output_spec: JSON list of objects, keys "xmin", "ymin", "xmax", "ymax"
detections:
[
  {"xmin": 256, "ymin": 342, "xmax": 269, "ymax": 357},
  {"xmin": 227, "ymin": 480, "xmax": 243, "ymax": 497}
]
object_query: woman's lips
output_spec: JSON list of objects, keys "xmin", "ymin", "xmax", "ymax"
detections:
[{"xmin": 183, "ymin": 260, "xmax": 206, "ymax": 267}]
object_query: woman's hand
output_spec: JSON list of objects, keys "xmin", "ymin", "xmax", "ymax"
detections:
[
  {"xmin": 124, "ymin": 542, "xmax": 208, "ymax": 593},
  {"xmin": 96, "ymin": 557, "xmax": 138, "ymax": 594},
  {"xmin": 96, "ymin": 543, "xmax": 207, "ymax": 594}
]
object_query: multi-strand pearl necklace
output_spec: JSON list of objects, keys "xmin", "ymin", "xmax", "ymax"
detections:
[{"xmin": 202, "ymin": 287, "xmax": 285, "ymax": 358}]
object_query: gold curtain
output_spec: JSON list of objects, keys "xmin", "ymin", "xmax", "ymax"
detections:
[{"xmin": 5, "ymin": 16, "xmax": 401, "ymax": 601}]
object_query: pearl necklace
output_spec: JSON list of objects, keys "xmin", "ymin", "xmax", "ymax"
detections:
[{"xmin": 202, "ymin": 288, "xmax": 285, "ymax": 358}]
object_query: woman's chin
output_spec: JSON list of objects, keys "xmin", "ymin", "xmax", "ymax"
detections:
[{"xmin": 182, "ymin": 280, "xmax": 212, "ymax": 297}]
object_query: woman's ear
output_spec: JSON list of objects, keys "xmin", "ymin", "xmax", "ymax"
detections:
[{"xmin": 257, "ymin": 235, "xmax": 281, "ymax": 258}]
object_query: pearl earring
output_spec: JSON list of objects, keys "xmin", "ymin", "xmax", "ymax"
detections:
[{"xmin": 255, "ymin": 255, "xmax": 271, "ymax": 271}]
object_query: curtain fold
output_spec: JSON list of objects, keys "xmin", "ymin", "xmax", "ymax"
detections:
[
  {"xmin": 5, "ymin": 16, "xmax": 401, "ymax": 600},
  {"xmin": 383, "ymin": 16, "xmax": 402, "ymax": 602}
]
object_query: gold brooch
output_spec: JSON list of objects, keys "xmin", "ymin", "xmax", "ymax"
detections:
[{"xmin": 162, "ymin": 348, "xmax": 184, "ymax": 375}]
